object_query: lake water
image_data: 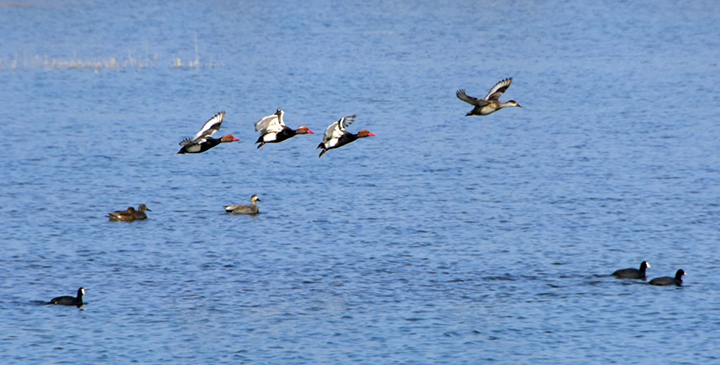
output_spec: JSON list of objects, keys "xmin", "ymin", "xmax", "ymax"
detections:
[{"xmin": 1, "ymin": 0, "xmax": 720, "ymax": 363}]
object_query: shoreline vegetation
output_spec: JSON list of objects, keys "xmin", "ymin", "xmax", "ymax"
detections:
[
  {"xmin": 1, "ymin": 37, "xmax": 221, "ymax": 71},
  {"xmin": 0, "ymin": 53, "xmax": 222, "ymax": 71}
]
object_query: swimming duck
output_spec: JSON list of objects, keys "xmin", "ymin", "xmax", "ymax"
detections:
[
  {"xmin": 177, "ymin": 111, "xmax": 239, "ymax": 154},
  {"xmin": 107, "ymin": 204, "xmax": 151, "ymax": 221},
  {"xmin": 224, "ymin": 195, "xmax": 261, "ymax": 214},
  {"xmin": 48, "ymin": 287, "xmax": 85, "ymax": 307},
  {"xmin": 612, "ymin": 261, "xmax": 650, "ymax": 280},
  {"xmin": 254, "ymin": 109, "xmax": 314, "ymax": 148},
  {"xmin": 317, "ymin": 115, "xmax": 374, "ymax": 157},
  {"xmin": 456, "ymin": 78, "xmax": 522, "ymax": 116},
  {"xmin": 649, "ymin": 269, "xmax": 686, "ymax": 286}
]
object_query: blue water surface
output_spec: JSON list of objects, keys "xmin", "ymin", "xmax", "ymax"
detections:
[{"xmin": 1, "ymin": 0, "xmax": 719, "ymax": 363}]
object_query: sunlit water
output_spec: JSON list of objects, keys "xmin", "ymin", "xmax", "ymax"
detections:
[{"xmin": 1, "ymin": 0, "xmax": 720, "ymax": 363}]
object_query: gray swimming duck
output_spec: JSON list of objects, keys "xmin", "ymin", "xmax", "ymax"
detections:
[{"xmin": 224, "ymin": 195, "xmax": 261, "ymax": 215}]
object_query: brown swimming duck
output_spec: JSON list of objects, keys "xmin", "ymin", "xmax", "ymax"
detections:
[
  {"xmin": 224, "ymin": 195, "xmax": 261, "ymax": 215},
  {"xmin": 456, "ymin": 78, "xmax": 522, "ymax": 116},
  {"xmin": 107, "ymin": 204, "xmax": 151, "ymax": 221}
]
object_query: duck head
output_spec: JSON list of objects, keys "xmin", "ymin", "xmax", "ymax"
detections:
[
  {"xmin": 220, "ymin": 134, "xmax": 240, "ymax": 142},
  {"xmin": 296, "ymin": 126, "xmax": 314, "ymax": 135},
  {"xmin": 357, "ymin": 130, "xmax": 375, "ymax": 138}
]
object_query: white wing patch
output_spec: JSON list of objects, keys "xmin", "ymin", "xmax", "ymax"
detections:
[{"xmin": 262, "ymin": 132, "xmax": 278, "ymax": 142}]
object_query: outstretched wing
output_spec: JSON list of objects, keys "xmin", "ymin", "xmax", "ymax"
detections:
[
  {"xmin": 179, "ymin": 138, "xmax": 195, "ymax": 147},
  {"xmin": 338, "ymin": 115, "xmax": 356, "ymax": 130},
  {"xmin": 192, "ymin": 111, "xmax": 225, "ymax": 142},
  {"xmin": 322, "ymin": 115, "xmax": 356, "ymax": 146},
  {"xmin": 456, "ymin": 89, "xmax": 489, "ymax": 107},
  {"xmin": 254, "ymin": 113, "xmax": 284, "ymax": 135},
  {"xmin": 484, "ymin": 78, "xmax": 512, "ymax": 101}
]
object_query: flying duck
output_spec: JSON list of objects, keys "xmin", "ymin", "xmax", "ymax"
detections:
[
  {"xmin": 177, "ymin": 112, "xmax": 239, "ymax": 154},
  {"xmin": 317, "ymin": 115, "xmax": 374, "ymax": 157},
  {"xmin": 456, "ymin": 78, "xmax": 522, "ymax": 116},
  {"xmin": 254, "ymin": 109, "xmax": 314, "ymax": 148}
]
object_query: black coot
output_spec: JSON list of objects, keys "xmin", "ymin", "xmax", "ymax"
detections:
[
  {"xmin": 48, "ymin": 287, "xmax": 85, "ymax": 306},
  {"xmin": 612, "ymin": 261, "xmax": 650, "ymax": 279},
  {"xmin": 649, "ymin": 269, "xmax": 686, "ymax": 286}
]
